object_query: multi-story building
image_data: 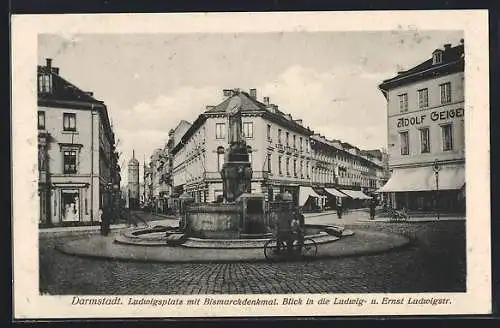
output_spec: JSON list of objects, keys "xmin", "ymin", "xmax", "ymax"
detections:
[
  {"xmin": 37, "ymin": 58, "xmax": 120, "ymax": 225},
  {"xmin": 378, "ymin": 40, "xmax": 465, "ymax": 213},
  {"xmin": 310, "ymin": 134, "xmax": 386, "ymax": 210},
  {"xmin": 171, "ymin": 89, "xmax": 315, "ymax": 206}
]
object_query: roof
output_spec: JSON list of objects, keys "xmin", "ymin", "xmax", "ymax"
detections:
[
  {"xmin": 379, "ymin": 43, "xmax": 464, "ymax": 91},
  {"xmin": 37, "ymin": 66, "xmax": 104, "ymax": 106},
  {"xmin": 172, "ymin": 90, "xmax": 314, "ymax": 155}
]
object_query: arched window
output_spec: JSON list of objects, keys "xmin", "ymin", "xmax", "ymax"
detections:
[
  {"xmin": 217, "ymin": 146, "xmax": 225, "ymax": 172},
  {"xmin": 247, "ymin": 145, "xmax": 253, "ymax": 164}
]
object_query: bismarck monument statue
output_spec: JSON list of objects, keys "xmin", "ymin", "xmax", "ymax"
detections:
[{"xmin": 221, "ymin": 96, "xmax": 253, "ymax": 202}]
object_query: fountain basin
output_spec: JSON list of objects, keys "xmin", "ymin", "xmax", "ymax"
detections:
[{"xmin": 114, "ymin": 224, "xmax": 354, "ymax": 249}]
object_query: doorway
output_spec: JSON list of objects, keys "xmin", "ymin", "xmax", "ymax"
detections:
[{"xmin": 61, "ymin": 189, "xmax": 80, "ymax": 222}]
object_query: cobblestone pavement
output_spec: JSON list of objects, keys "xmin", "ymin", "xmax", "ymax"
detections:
[{"xmin": 39, "ymin": 215, "xmax": 466, "ymax": 295}]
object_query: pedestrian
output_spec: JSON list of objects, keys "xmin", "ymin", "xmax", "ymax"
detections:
[
  {"xmin": 369, "ymin": 198, "xmax": 376, "ymax": 220},
  {"xmin": 336, "ymin": 198, "xmax": 342, "ymax": 219}
]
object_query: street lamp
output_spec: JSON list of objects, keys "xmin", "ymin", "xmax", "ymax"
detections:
[{"xmin": 433, "ymin": 159, "xmax": 441, "ymax": 220}]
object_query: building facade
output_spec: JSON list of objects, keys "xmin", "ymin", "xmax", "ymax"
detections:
[
  {"xmin": 167, "ymin": 88, "xmax": 387, "ymax": 211},
  {"xmin": 37, "ymin": 58, "xmax": 120, "ymax": 225},
  {"xmin": 378, "ymin": 41, "xmax": 465, "ymax": 213},
  {"xmin": 171, "ymin": 89, "xmax": 314, "ymax": 205}
]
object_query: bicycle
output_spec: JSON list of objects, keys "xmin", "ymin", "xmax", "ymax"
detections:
[{"xmin": 263, "ymin": 236, "xmax": 318, "ymax": 261}]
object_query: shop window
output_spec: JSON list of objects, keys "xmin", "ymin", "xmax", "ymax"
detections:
[
  {"xmin": 216, "ymin": 123, "xmax": 226, "ymax": 139},
  {"xmin": 38, "ymin": 111, "xmax": 45, "ymax": 130},
  {"xmin": 441, "ymin": 124, "xmax": 453, "ymax": 151},
  {"xmin": 63, "ymin": 113, "xmax": 76, "ymax": 131},
  {"xmin": 61, "ymin": 190, "xmax": 79, "ymax": 222}
]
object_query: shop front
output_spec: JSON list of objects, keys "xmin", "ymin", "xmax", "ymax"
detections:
[{"xmin": 378, "ymin": 163, "xmax": 465, "ymax": 214}]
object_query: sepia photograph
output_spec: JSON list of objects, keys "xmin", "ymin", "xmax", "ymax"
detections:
[{"xmin": 12, "ymin": 11, "xmax": 490, "ymax": 318}]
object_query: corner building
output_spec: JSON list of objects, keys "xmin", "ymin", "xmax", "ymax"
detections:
[
  {"xmin": 37, "ymin": 59, "xmax": 119, "ymax": 225},
  {"xmin": 378, "ymin": 41, "xmax": 465, "ymax": 214}
]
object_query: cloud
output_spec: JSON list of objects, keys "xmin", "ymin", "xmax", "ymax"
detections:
[
  {"xmin": 257, "ymin": 65, "xmax": 388, "ymax": 149},
  {"xmin": 115, "ymin": 85, "xmax": 222, "ymax": 183}
]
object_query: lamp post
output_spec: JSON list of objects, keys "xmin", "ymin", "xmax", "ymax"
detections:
[{"xmin": 433, "ymin": 159, "xmax": 441, "ymax": 220}]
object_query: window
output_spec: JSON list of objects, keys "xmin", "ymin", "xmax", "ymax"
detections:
[
  {"xmin": 286, "ymin": 158, "xmax": 290, "ymax": 176},
  {"xmin": 433, "ymin": 51, "xmax": 443, "ymax": 65},
  {"xmin": 243, "ymin": 122, "xmax": 253, "ymax": 138},
  {"xmin": 306, "ymin": 161, "xmax": 309, "ymax": 178},
  {"xmin": 442, "ymin": 124, "xmax": 453, "ymax": 151},
  {"xmin": 267, "ymin": 154, "xmax": 272, "ymax": 173},
  {"xmin": 400, "ymin": 131, "xmax": 409, "ymax": 155},
  {"xmin": 286, "ymin": 132, "xmax": 289, "ymax": 146},
  {"xmin": 38, "ymin": 74, "xmax": 52, "ymax": 93},
  {"xmin": 293, "ymin": 159, "xmax": 297, "ymax": 177},
  {"xmin": 299, "ymin": 137, "xmax": 303, "ymax": 151},
  {"xmin": 278, "ymin": 129, "xmax": 282, "ymax": 144},
  {"xmin": 267, "ymin": 124, "xmax": 271, "ymax": 140},
  {"xmin": 217, "ymin": 146, "xmax": 225, "ymax": 171},
  {"xmin": 63, "ymin": 113, "xmax": 76, "ymax": 131},
  {"xmin": 216, "ymin": 123, "xmax": 226, "ymax": 139},
  {"xmin": 63, "ymin": 150, "xmax": 77, "ymax": 174},
  {"xmin": 420, "ymin": 128, "xmax": 430, "ymax": 153},
  {"xmin": 293, "ymin": 135, "xmax": 296, "ymax": 149},
  {"xmin": 418, "ymin": 88, "xmax": 429, "ymax": 108},
  {"xmin": 278, "ymin": 156, "xmax": 282, "ymax": 175},
  {"xmin": 38, "ymin": 111, "xmax": 45, "ymax": 130},
  {"xmin": 398, "ymin": 93, "xmax": 408, "ymax": 112},
  {"xmin": 440, "ymin": 82, "xmax": 451, "ymax": 104},
  {"xmin": 300, "ymin": 160, "xmax": 303, "ymax": 178}
]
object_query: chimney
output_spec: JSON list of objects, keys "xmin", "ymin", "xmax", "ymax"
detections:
[
  {"xmin": 263, "ymin": 97, "xmax": 270, "ymax": 105},
  {"xmin": 46, "ymin": 58, "xmax": 52, "ymax": 69},
  {"xmin": 249, "ymin": 88, "xmax": 257, "ymax": 99},
  {"xmin": 460, "ymin": 38, "xmax": 464, "ymax": 44},
  {"xmin": 444, "ymin": 43, "xmax": 452, "ymax": 50},
  {"xmin": 223, "ymin": 89, "xmax": 233, "ymax": 97}
]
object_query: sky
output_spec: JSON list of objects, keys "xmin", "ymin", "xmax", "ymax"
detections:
[{"xmin": 38, "ymin": 30, "xmax": 463, "ymax": 183}]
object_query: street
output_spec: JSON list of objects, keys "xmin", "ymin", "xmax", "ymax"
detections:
[{"xmin": 39, "ymin": 212, "xmax": 466, "ymax": 295}]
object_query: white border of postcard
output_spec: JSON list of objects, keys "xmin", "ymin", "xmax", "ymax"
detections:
[{"xmin": 12, "ymin": 10, "xmax": 491, "ymax": 318}]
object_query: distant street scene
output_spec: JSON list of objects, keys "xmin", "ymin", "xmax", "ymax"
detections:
[{"xmin": 37, "ymin": 31, "xmax": 466, "ymax": 295}]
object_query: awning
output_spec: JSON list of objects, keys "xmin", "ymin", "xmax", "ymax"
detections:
[
  {"xmin": 299, "ymin": 186, "xmax": 325, "ymax": 206},
  {"xmin": 324, "ymin": 188, "xmax": 348, "ymax": 198},
  {"xmin": 340, "ymin": 189, "xmax": 372, "ymax": 200},
  {"xmin": 378, "ymin": 164, "xmax": 465, "ymax": 192}
]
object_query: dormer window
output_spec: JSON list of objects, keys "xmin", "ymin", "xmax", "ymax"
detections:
[
  {"xmin": 432, "ymin": 50, "xmax": 443, "ymax": 65},
  {"xmin": 38, "ymin": 73, "xmax": 52, "ymax": 94}
]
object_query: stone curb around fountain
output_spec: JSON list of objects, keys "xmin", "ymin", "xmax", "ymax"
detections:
[{"xmin": 55, "ymin": 229, "xmax": 410, "ymax": 264}]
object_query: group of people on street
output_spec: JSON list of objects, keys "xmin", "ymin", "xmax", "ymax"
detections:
[{"xmin": 336, "ymin": 196, "xmax": 378, "ymax": 220}]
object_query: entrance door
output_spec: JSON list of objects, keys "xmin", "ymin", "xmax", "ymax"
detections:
[{"xmin": 61, "ymin": 189, "xmax": 80, "ymax": 222}]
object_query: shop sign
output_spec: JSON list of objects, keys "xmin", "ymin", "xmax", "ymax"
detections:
[{"xmin": 396, "ymin": 108, "xmax": 464, "ymax": 128}]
